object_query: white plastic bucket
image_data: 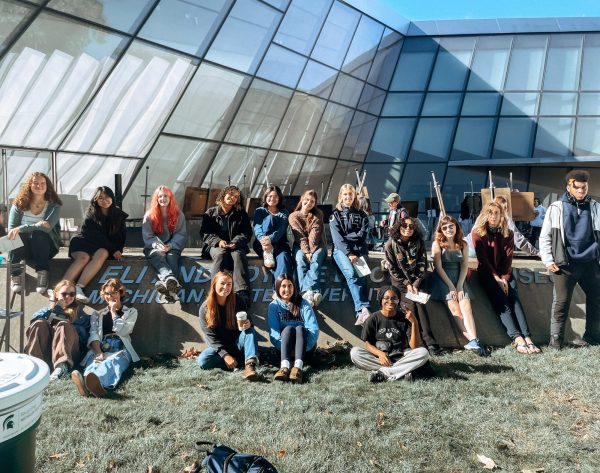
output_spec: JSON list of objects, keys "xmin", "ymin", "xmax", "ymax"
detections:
[{"xmin": 0, "ymin": 353, "xmax": 50, "ymax": 473}]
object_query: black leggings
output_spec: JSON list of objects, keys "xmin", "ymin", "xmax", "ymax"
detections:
[{"xmin": 280, "ymin": 325, "xmax": 306, "ymax": 363}]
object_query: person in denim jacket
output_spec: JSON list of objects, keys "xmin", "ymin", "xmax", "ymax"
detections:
[
  {"xmin": 269, "ymin": 274, "xmax": 319, "ymax": 384},
  {"xmin": 25, "ymin": 279, "xmax": 90, "ymax": 381},
  {"xmin": 253, "ymin": 185, "xmax": 293, "ymax": 285},
  {"xmin": 7, "ymin": 172, "xmax": 62, "ymax": 294},
  {"xmin": 71, "ymin": 278, "xmax": 139, "ymax": 398}
]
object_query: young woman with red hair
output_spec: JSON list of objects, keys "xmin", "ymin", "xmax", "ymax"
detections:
[{"xmin": 142, "ymin": 186, "xmax": 187, "ymax": 304}]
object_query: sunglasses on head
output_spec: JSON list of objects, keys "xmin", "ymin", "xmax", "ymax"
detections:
[
  {"xmin": 400, "ymin": 223, "xmax": 415, "ymax": 230},
  {"xmin": 58, "ymin": 291, "xmax": 76, "ymax": 298}
]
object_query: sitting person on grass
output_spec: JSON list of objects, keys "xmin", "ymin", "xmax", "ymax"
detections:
[
  {"xmin": 63, "ymin": 186, "xmax": 128, "ymax": 303},
  {"xmin": 198, "ymin": 271, "xmax": 259, "ymax": 381},
  {"xmin": 350, "ymin": 286, "xmax": 430, "ymax": 383},
  {"xmin": 71, "ymin": 278, "xmax": 139, "ymax": 397},
  {"xmin": 25, "ymin": 279, "xmax": 90, "ymax": 381},
  {"xmin": 269, "ymin": 274, "xmax": 319, "ymax": 384}
]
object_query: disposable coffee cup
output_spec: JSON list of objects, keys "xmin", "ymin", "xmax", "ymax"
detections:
[{"xmin": 236, "ymin": 311, "xmax": 248, "ymax": 331}]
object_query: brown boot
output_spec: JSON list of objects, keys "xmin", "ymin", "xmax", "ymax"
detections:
[
  {"xmin": 289, "ymin": 367, "xmax": 303, "ymax": 384},
  {"xmin": 85, "ymin": 372, "xmax": 107, "ymax": 398},
  {"xmin": 243, "ymin": 360, "xmax": 258, "ymax": 381},
  {"xmin": 273, "ymin": 367, "xmax": 290, "ymax": 382}
]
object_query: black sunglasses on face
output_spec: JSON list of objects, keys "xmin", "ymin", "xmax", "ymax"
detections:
[
  {"xmin": 401, "ymin": 224, "xmax": 415, "ymax": 230},
  {"xmin": 58, "ymin": 291, "xmax": 76, "ymax": 298}
]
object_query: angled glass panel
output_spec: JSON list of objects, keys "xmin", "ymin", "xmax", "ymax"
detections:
[
  {"xmin": 428, "ymin": 37, "xmax": 475, "ymax": 91},
  {"xmin": 367, "ymin": 118, "xmax": 416, "ymax": 163},
  {"xmin": 408, "ymin": 118, "xmax": 456, "ymax": 162},
  {"xmin": 205, "ymin": 0, "xmax": 281, "ymax": 74},
  {"xmin": 62, "ymin": 40, "xmax": 195, "ymax": 157},
  {"xmin": 539, "ymin": 92, "xmax": 577, "ymax": 115},
  {"xmin": 461, "ymin": 92, "xmax": 500, "ymax": 116},
  {"xmin": 48, "ymin": 0, "xmax": 153, "ymax": 33},
  {"xmin": 581, "ymin": 34, "xmax": 600, "ymax": 91},
  {"xmin": 382, "ymin": 93, "xmax": 422, "ymax": 117},
  {"xmin": 399, "ymin": 162, "xmax": 446, "ymax": 215},
  {"xmin": 0, "ymin": 11, "xmax": 127, "ymax": 149},
  {"xmin": 467, "ymin": 36, "xmax": 512, "ymax": 91},
  {"xmin": 442, "ymin": 167, "xmax": 487, "ymax": 213},
  {"xmin": 492, "ymin": 118, "xmax": 535, "ymax": 159},
  {"xmin": 292, "ymin": 155, "xmax": 336, "ymax": 196},
  {"xmin": 339, "ymin": 111, "xmax": 377, "ymax": 162},
  {"xmin": 367, "ymin": 28, "xmax": 402, "ymax": 89},
  {"xmin": 1, "ymin": 150, "xmax": 51, "ymax": 200},
  {"xmin": 139, "ymin": 0, "xmax": 232, "ymax": 56},
  {"xmin": 579, "ymin": 92, "xmax": 600, "ymax": 115},
  {"xmin": 224, "ymin": 78, "xmax": 292, "ymax": 148},
  {"xmin": 501, "ymin": 93, "xmax": 539, "ymax": 116},
  {"xmin": 271, "ymin": 92, "xmax": 326, "ymax": 153},
  {"xmin": 125, "ymin": 136, "xmax": 219, "ymax": 217},
  {"xmin": 297, "ymin": 60, "xmax": 336, "ymax": 99},
  {"xmin": 504, "ymin": 35, "xmax": 547, "ymax": 91},
  {"xmin": 421, "ymin": 93, "xmax": 462, "ymax": 116},
  {"xmin": 262, "ymin": 0, "xmax": 289, "ymax": 10},
  {"xmin": 450, "ymin": 117, "xmax": 495, "ymax": 161},
  {"xmin": 542, "ymin": 34, "xmax": 582, "ymax": 91},
  {"xmin": 325, "ymin": 159, "xmax": 358, "ymax": 204},
  {"xmin": 273, "ymin": 0, "xmax": 331, "ymax": 55},
  {"xmin": 342, "ymin": 15, "xmax": 384, "ymax": 80},
  {"xmin": 308, "ymin": 102, "xmax": 354, "ymax": 158},
  {"xmin": 330, "ymin": 73, "xmax": 363, "ymax": 108},
  {"xmin": 390, "ymin": 37, "xmax": 437, "ymax": 91},
  {"xmin": 533, "ymin": 117, "xmax": 574, "ymax": 157},
  {"xmin": 575, "ymin": 118, "xmax": 600, "ymax": 156},
  {"xmin": 201, "ymin": 144, "xmax": 267, "ymax": 190},
  {"xmin": 529, "ymin": 167, "xmax": 570, "ymax": 203},
  {"xmin": 164, "ymin": 63, "xmax": 250, "ymax": 140},
  {"xmin": 251, "ymin": 151, "xmax": 305, "ymax": 198},
  {"xmin": 363, "ymin": 162, "xmax": 403, "ymax": 213},
  {"xmin": 0, "ymin": 0, "xmax": 34, "ymax": 53},
  {"xmin": 357, "ymin": 84, "xmax": 385, "ymax": 115},
  {"xmin": 311, "ymin": 1, "xmax": 360, "ymax": 69},
  {"xmin": 256, "ymin": 44, "xmax": 306, "ymax": 89}
]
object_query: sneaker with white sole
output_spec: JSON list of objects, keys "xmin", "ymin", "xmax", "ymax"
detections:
[
  {"xmin": 11, "ymin": 274, "xmax": 23, "ymax": 293},
  {"xmin": 369, "ymin": 370, "xmax": 388, "ymax": 383},
  {"xmin": 49, "ymin": 362, "xmax": 70, "ymax": 381},
  {"xmin": 312, "ymin": 292, "xmax": 323, "ymax": 307},
  {"xmin": 355, "ymin": 307, "xmax": 371, "ymax": 326},
  {"xmin": 75, "ymin": 284, "xmax": 89, "ymax": 303},
  {"xmin": 155, "ymin": 279, "xmax": 169, "ymax": 295},
  {"xmin": 165, "ymin": 276, "xmax": 180, "ymax": 293},
  {"xmin": 302, "ymin": 291, "xmax": 314, "ymax": 307},
  {"xmin": 263, "ymin": 251, "xmax": 276, "ymax": 269},
  {"xmin": 36, "ymin": 270, "xmax": 49, "ymax": 294}
]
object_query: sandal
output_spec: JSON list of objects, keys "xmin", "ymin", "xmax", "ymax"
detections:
[
  {"xmin": 513, "ymin": 341, "xmax": 529, "ymax": 354},
  {"xmin": 526, "ymin": 343, "xmax": 541, "ymax": 354}
]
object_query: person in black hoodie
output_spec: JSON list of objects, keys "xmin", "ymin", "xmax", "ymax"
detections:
[
  {"xmin": 63, "ymin": 186, "xmax": 127, "ymax": 304},
  {"xmin": 200, "ymin": 186, "xmax": 252, "ymax": 303},
  {"xmin": 330, "ymin": 184, "xmax": 371, "ymax": 326}
]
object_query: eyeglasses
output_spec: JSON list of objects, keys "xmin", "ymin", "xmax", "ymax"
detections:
[
  {"xmin": 400, "ymin": 224, "xmax": 415, "ymax": 230},
  {"xmin": 382, "ymin": 297, "xmax": 399, "ymax": 303},
  {"xmin": 58, "ymin": 291, "xmax": 76, "ymax": 298},
  {"xmin": 441, "ymin": 224, "xmax": 455, "ymax": 231},
  {"xmin": 103, "ymin": 291, "xmax": 119, "ymax": 297}
]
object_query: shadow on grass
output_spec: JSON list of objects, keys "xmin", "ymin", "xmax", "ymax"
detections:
[{"xmin": 431, "ymin": 360, "xmax": 515, "ymax": 380}]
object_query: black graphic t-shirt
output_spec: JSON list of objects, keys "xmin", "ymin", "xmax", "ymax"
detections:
[{"xmin": 361, "ymin": 311, "xmax": 410, "ymax": 358}]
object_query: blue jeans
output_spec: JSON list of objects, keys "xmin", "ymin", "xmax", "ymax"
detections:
[
  {"xmin": 294, "ymin": 246, "xmax": 325, "ymax": 294},
  {"xmin": 144, "ymin": 248, "xmax": 181, "ymax": 282},
  {"xmin": 83, "ymin": 347, "xmax": 132, "ymax": 390},
  {"xmin": 332, "ymin": 249, "xmax": 369, "ymax": 312},
  {"xmin": 10, "ymin": 231, "xmax": 58, "ymax": 274},
  {"xmin": 197, "ymin": 326, "xmax": 259, "ymax": 369},
  {"xmin": 253, "ymin": 239, "xmax": 294, "ymax": 286}
]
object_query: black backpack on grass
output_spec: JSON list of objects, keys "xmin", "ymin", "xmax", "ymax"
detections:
[{"xmin": 195, "ymin": 442, "xmax": 278, "ymax": 473}]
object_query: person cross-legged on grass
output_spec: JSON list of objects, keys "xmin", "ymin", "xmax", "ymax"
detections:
[
  {"xmin": 198, "ymin": 271, "xmax": 259, "ymax": 381},
  {"xmin": 350, "ymin": 286, "xmax": 430, "ymax": 383},
  {"xmin": 472, "ymin": 202, "xmax": 540, "ymax": 355},
  {"xmin": 142, "ymin": 186, "xmax": 186, "ymax": 304},
  {"xmin": 25, "ymin": 280, "xmax": 90, "ymax": 381},
  {"xmin": 269, "ymin": 274, "xmax": 319, "ymax": 384},
  {"xmin": 71, "ymin": 278, "xmax": 139, "ymax": 398}
]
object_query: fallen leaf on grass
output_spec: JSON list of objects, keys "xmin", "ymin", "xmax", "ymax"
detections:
[
  {"xmin": 376, "ymin": 412, "xmax": 385, "ymax": 428},
  {"xmin": 147, "ymin": 466, "xmax": 160, "ymax": 473},
  {"xmin": 183, "ymin": 462, "xmax": 199, "ymax": 472},
  {"xmin": 356, "ymin": 441, "xmax": 363, "ymax": 448},
  {"xmin": 278, "ymin": 450, "xmax": 286, "ymax": 458},
  {"xmin": 48, "ymin": 452, "xmax": 67, "ymax": 460},
  {"xmin": 196, "ymin": 383, "xmax": 209, "ymax": 390},
  {"xmin": 180, "ymin": 347, "xmax": 200, "ymax": 359},
  {"xmin": 476, "ymin": 453, "xmax": 499, "ymax": 470},
  {"xmin": 521, "ymin": 469, "xmax": 544, "ymax": 473},
  {"xmin": 496, "ymin": 439, "xmax": 516, "ymax": 450}
]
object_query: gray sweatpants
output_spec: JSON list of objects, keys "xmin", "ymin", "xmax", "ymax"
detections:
[{"xmin": 350, "ymin": 346, "xmax": 430, "ymax": 381}]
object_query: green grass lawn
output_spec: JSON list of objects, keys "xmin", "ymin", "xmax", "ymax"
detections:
[{"xmin": 35, "ymin": 346, "xmax": 600, "ymax": 473}]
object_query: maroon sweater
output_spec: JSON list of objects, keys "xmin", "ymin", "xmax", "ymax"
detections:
[{"xmin": 472, "ymin": 229, "xmax": 514, "ymax": 281}]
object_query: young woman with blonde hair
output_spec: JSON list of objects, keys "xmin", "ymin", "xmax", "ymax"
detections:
[{"xmin": 430, "ymin": 215, "xmax": 487, "ymax": 356}]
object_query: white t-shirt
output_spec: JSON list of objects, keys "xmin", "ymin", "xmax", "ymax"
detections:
[{"xmin": 21, "ymin": 203, "xmax": 48, "ymax": 226}]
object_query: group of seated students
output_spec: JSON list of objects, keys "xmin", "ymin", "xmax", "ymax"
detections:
[{"xmin": 7, "ymin": 171, "xmax": 567, "ymax": 393}]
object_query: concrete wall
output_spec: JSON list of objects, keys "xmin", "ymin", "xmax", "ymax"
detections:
[{"xmin": 1, "ymin": 249, "xmax": 588, "ymax": 355}]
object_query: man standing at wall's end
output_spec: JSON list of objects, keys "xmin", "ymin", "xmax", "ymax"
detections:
[{"xmin": 539, "ymin": 170, "xmax": 600, "ymax": 349}]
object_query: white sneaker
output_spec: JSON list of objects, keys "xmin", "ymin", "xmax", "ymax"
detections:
[
  {"xmin": 11, "ymin": 274, "xmax": 23, "ymax": 293},
  {"xmin": 355, "ymin": 307, "xmax": 371, "ymax": 326},
  {"xmin": 36, "ymin": 270, "xmax": 49, "ymax": 294},
  {"xmin": 49, "ymin": 362, "xmax": 69, "ymax": 381},
  {"xmin": 263, "ymin": 251, "xmax": 276, "ymax": 269},
  {"xmin": 75, "ymin": 285, "xmax": 89, "ymax": 303},
  {"xmin": 312, "ymin": 292, "xmax": 323, "ymax": 307},
  {"xmin": 302, "ymin": 291, "xmax": 314, "ymax": 307},
  {"xmin": 169, "ymin": 291, "xmax": 180, "ymax": 302},
  {"xmin": 165, "ymin": 276, "xmax": 180, "ymax": 293}
]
